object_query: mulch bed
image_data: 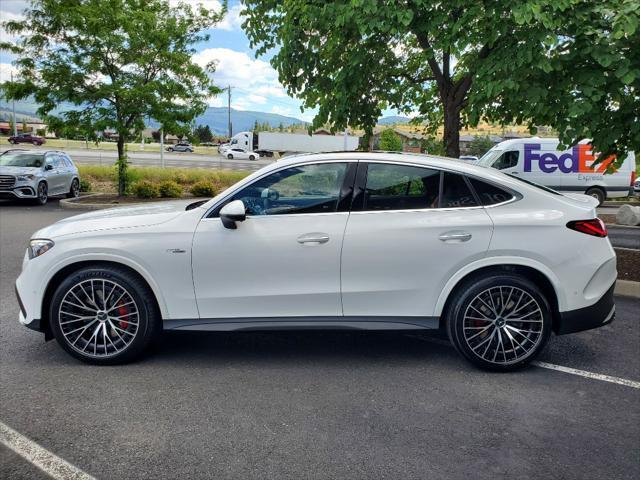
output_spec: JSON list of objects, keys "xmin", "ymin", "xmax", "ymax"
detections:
[{"xmin": 616, "ymin": 248, "xmax": 640, "ymax": 282}]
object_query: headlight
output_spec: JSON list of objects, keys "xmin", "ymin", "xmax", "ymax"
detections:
[
  {"xmin": 16, "ymin": 174, "xmax": 35, "ymax": 181},
  {"xmin": 28, "ymin": 239, "xmax": 54, "ymax": 259}
]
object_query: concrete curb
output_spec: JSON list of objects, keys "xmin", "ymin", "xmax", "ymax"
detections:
[
  {"xmin": 60, "ymin": 195, "xmax": 210, "ymax": 210},
  {"xmin": 615, "ymin": 280, "xmax": 640, "ymax": 298},
  {"xmin": 59, "ymin": 194, "xmax": 127, "ymax": 210}
]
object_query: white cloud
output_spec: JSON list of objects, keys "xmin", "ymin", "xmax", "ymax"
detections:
[
  {"xmin": 0, "ymin": 62, "xmax": 18, "ymax": 83},
  {"xmin": 193, "ymin": 47, "xmax": 290, "ymax": 110},
  {"xmin": 0, "ymin": 4, "xmax": 27, "ymax": 44},
  {"xmin": 215, "ymin": 3, "xmax": 244, "ymax": 31}
]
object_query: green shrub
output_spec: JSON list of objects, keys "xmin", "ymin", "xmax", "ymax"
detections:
[
  {"xmin": 190, "ymin": 180, "xmax": 217, "ymax": 197},
  {"xmin": 159, "ymin": 180, "xmax": 183, "ymax": 198},
  {"xmin": 79, "ymin": 178, "xmax": 92, "ymax": 192},
  {"xmin": 133, "ymin": 180, "xmax": 160, "ymax": 198}
]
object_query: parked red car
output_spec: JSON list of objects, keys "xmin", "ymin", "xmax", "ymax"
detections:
[{"xmin": 8, "ymin": 133, "xmax": 46, "ymax": 146}]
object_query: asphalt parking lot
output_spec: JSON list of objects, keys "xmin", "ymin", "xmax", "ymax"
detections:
[{"xmin": 1, "ymin": 200, "xmax": 639, "ymax": 479}]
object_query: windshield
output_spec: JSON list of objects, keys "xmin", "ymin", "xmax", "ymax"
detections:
[
  {"xmin": 477, "ymin": 149, "xmax": 502, "ymax": 167},
  {"xmin": 0, "ymin": 152, "xmax": 45, "ymax": 168}
]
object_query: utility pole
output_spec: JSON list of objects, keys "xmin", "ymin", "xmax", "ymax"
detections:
[
  {"xmin": 11, "ymin": 71, "xmax": 18, "ymax": 137},
  {"xmin": 160, "ymin": 127, "xmax": 164, "ymax": 168},
  {"xmin": 227, "ymin": 85, "xmax": 232, "ymax": 138}
]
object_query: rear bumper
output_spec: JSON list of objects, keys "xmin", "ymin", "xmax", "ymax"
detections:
[{"xmin": 556, "ymin": 281, "xmax": 616, "ymax": 335}]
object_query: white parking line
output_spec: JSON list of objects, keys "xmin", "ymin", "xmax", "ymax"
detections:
[
  {"xmin": 0, "ymin": 421, "xmax": 96, "ymax": 480},
  {"xmin": 532, "ymin": 362, "xmax": 640, "ymax": 389},
  {"xmin": 407, "ymin": 334, "xmax": 640, "ymax": 389}
]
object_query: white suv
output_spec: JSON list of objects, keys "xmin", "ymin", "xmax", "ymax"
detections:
[{"xmin": 15, "ymin": 153, "xmax": 616, "ymax": 370}]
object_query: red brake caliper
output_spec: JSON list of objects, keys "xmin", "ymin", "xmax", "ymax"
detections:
[{"xmin": 117, "ymin": 301, "xmax": 129, "ymax": 329}]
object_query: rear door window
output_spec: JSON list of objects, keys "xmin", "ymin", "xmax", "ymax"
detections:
[{"xmin": 363, "ymin": 163, "xmax": 440, "ymax": 211}]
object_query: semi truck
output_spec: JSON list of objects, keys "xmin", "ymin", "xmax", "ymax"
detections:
[{"xmin": 219, "ymin": 131, "xmax": 360, "ymax": 157}]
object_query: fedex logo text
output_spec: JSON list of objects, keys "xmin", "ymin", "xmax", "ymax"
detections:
[{"xmin": 523, "ymin": 144, "xmax": 615, "ymax": 174}]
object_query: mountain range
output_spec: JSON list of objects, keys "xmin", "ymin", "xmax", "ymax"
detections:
[{"xmin": 0, "ymin": 99, "xmax": 411, "ymax": 134}]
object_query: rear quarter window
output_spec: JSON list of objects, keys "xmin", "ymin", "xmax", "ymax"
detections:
[{"xmin": 468, "ymin": 178, "xmax": 515, "ymax": 205}]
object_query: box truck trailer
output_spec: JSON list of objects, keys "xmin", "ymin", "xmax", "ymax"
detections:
[{"xmin": 219, "ymin": 131, "xmax": 360, "ymax": 157}]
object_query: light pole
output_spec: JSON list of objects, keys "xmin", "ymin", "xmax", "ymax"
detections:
[{"xmin": 11, "ymin": 71, "xmax": 18, "ymax": 137}]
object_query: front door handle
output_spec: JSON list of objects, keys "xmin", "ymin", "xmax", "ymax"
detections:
[
  {"xmin": 439, "ymin": 231, "xmax": 472, "ymax": 243},
  {"xmin": 297, "ymin": 233, "xmax": 330, "ymax": 245}
]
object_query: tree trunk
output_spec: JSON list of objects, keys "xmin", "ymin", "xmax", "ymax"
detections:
[
  {"xmin": 116, "ymin": 136, "xmax": 127, "ymax": 196},
  {"xmin": 443, "ymin": 99, "xmax": 461, "ymax": 158}
]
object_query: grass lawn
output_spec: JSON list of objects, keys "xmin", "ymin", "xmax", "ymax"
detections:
[{"xmin": 78, "ymin": 164, "xmax": 249, "ymax": 195}]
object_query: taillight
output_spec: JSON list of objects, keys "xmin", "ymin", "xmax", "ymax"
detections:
[
  {"xmin": 566, "ymin": 219, "xmax": 608, "ymax": 237},
  {"xmin": 631, "ymin": 171, "xmax": 637, "ymax": 186}
]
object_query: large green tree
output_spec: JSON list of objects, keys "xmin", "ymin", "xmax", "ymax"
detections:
[
  {"xmin": 1, "ymin": 0, "xmax": 224, "ymax": 195},
  {"xmin": 243, "ymin": 0, "xmax": 639, "ymax": 163}
]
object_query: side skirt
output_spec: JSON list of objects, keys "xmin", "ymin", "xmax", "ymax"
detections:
[{"xmin": 163, "ymin": 316, "xmax": 440, "ymax": 332}]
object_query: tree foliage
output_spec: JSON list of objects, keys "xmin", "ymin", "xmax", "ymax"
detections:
[
  {"xmin": 194, "ymin": 124, "xmax": 214, "ymax": 144},
  {"xmin": 243, "ymin": 0, "xmax": 639, "ymax": 164},
  {"xmin": 378, "ymin": 129, "xmax": 403, "ymax": 151},
  {"xmin": 1, "ymin": 0, "xmax": 224, "ymax": 194},
  {"xmin": 467, "ymin": 135, "xmax": 496, "ymax": 157}
]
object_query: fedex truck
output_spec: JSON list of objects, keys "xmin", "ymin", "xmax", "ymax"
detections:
[
  {"xmin": 478, "ymin": 138, "xmax": 636, "ymax": 204},
  {"xmin": 219, "ymin": 131, "xmax": 360, "ymax": 157}
]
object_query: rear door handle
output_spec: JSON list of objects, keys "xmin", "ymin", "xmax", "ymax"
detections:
[
  {"xmin": 297, "ymin": 233, "xmax": 330, "ymax": 245},
  {"xmin": 439, "ymin": 231, "xmax": 472, "ymax": 242}
]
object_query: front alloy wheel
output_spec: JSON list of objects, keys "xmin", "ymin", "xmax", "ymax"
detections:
[
  {"xmin": 447, "ymin": 274, "xmax": 551, "ymax": 371},
  {"xmin": 50, "ymin": 266, "xmax": 159, "ymax": 364},
  {"xmin": 36, "ymin": 182, "xmax": 48, "ymax": 205}
]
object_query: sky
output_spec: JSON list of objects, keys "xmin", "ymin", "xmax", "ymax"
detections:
[{"xmin": 0, "ymin": 0, "xmax": 401, "ymax": 122}]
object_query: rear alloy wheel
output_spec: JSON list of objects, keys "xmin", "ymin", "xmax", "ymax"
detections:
[
  {"xmin": 50, "ymin": 266, "xmax": 159, "ymax": 364},
  {"xmin": 227, "ymin": 153, "xmax": 233, "ymax": 159},
  {"xmin": 249, "ymin": 155, "xmax": 256, "ymax": 161},
  {"xmin": 67, "ymin": 178, "xmax": 80, "ymax": 198},
  {"xmin": 585, "ymin": 187, "xmax": 605, "ymax": 205},
  {"xmin": 446, "ymin": 274, "xmax": 552, "ymax": 371},
  {"xmin": 35, "ymin": 181, "xmax": 48, "ymax": 205}
]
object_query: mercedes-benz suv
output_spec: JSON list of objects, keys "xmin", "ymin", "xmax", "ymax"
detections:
[{"xmin": 15, "ymin": 152, "xmax": 616, "ymax": 369}]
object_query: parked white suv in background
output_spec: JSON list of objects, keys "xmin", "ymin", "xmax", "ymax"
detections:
[
  {"xmin": 15, "ymin": 153, "xmax": 616, "ymax": 370},
  {"xmin": 0, "ymin": 149, "xmax": 80, "ymax": 204}
]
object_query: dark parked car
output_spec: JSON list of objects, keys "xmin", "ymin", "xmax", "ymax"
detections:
[{"xmin": 8, "ymin": 133, "xmax": 46, "ymax": 146}]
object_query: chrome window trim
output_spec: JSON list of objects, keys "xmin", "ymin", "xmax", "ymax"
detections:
[{"xmin": 202, "ymin": 157, "xmax": 522, "ymax": 219}]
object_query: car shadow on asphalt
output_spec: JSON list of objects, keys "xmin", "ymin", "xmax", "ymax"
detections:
[{"xmin": 150, "ymin": 330, "xmax": 458, "ymax": 367}]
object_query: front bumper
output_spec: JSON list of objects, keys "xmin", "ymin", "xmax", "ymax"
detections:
[
  {"xmin": 556, "ymin": 281, "xmax": 616, "ymax": 335},
  {"xmin": 0, "ymin": 186, "xmax": 37, "ymax": 199}
]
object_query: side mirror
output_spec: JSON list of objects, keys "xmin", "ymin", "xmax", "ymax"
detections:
[
  {"xmin": 219, "ymin": 200, "xmax": 246, "ymax": 230},
  {"xmin": 45, "ymin": 164, "xmax": 54, "ymax": 171}
]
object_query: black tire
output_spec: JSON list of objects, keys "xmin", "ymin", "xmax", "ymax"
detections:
[
  {"xmin": 49, "ymin": 265, "xmax": 160, "ymax": 365},
  {"xmin": 227, "ymin": 153, "xmax": 233, "ymax": 159},
  {"xmin": 585, "ymin": 187, "xmax": 605, "ymax": 205},
  {"xmin": 446, "ymin": 274, "xmax": 552, "ymax": 371},
  {"xmin": 249, "ymin": 155, "xmax": 256, "ymax": 161},
  {"xmin": 35, "ymin": 181, "xmax": 48, "ymax": 205},
  {"xmin": 66, "ymin": 178, "xmax": 80, "ymax": 198}
]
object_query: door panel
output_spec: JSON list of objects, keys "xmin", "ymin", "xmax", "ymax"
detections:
[
  {"xmin": 44, "ymin": 156, "xmax": 65, "ymax": 194},
  {"xmin": 192, "ymin": 161, "xmax": 355, "ymax": 319},
  {"xmin": 341, "ymin": 162, "xmax": 494, "ymax": 318},
  {"xmin": 341, "ymin": 208, "xmax": 493, "ymax": 317},
  {"xmin": 192, "ymin": 213, "xmax": 348, "ymax": 318}
]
